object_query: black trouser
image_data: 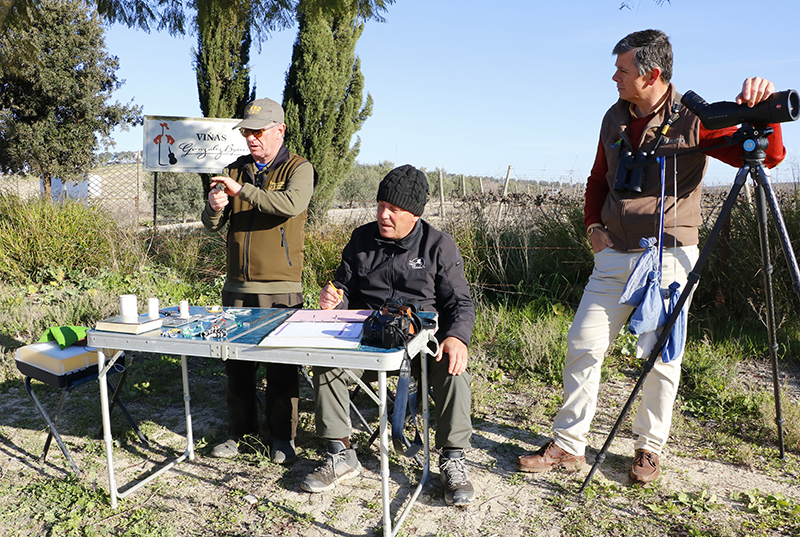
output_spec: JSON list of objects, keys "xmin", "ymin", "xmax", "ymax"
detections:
[{"xmin": 222, "ymin": 291, "xmax": 302, "ymax": 442}]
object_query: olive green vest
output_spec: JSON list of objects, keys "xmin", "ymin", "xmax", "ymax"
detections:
[{"xmin": 225, "ymin": 153, "xmax": 309, "ymax": 283}]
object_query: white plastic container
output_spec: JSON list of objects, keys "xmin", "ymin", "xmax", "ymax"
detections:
[{"xmin": 15, "ymin": 341, "xmax": 99, "ymax": 377}]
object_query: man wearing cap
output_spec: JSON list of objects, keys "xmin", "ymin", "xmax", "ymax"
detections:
[
  {"xmin": 301, "ymin": 164, "xmax": 477, "ymax": 507},
  {"xmin": 201, "ymin": 97, "xmax": 315, "ymax": 464}
]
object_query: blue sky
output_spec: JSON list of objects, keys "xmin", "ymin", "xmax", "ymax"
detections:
[{"xmin": 104, "ymin": 0, "xmax": 800, "ymax": 185}]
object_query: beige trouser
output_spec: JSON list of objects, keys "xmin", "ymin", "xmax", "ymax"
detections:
[{"xmin": 553, "ymin": 245, "xmax": 698, "ymax": 456}]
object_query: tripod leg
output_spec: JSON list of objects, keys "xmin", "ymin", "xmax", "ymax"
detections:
[
  {"xmin": 752, "ymin": 165, "xmax": 796, "ymax": 459},
  {"xmin": 755, "ymin": 165, "xmax": 800, "ymax": 297},
  {"xmin": 753, "ymin": 181, "xmax": 785, "ymax": 459},
  {"xmin": 578, "ymin": 165, "xmax": 751, "ymax": 494}
]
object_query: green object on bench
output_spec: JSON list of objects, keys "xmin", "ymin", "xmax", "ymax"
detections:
[{"xmin": 38, "ymin": 326, "xmax": 90, "ymax": 350}]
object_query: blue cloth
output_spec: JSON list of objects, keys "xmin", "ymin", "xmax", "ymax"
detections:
[
  {"xmin": 627, "ymin": 271, "xmax": 667, "ymax": 336},
  {"xmin": 620, "ymin": 158, "xmax": 687, "ymax": 362},
  {"xmin": 619, "ymin": 237, "xmax": 659, "ymax": 306},
  {"xmin": 662, "ymin": 282, "xmax": 687, "ymax": 363},
  {"xmin": 622, "ymin": 237, "xmax": 667, "ymax": 338}
]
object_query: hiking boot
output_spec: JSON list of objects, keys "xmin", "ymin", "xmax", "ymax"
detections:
[
  {"xmin": 271, "ymin": 439, "xmax": 296, "ymax": 465},
  {"xmin": 630, "ymin": 449, "xmax": 660, "ymax": 484},
  {"xmin": 439, "ymin": 449, "xmax": 475, "ymax": 506},
  {"xmin": 301, "ymin": 440, "xmax": 362, "ymax": 493},
  {"xmin": 516, "ymin": 440, "xmax": 585, "ymax": 473},
  {"xmin": 210, "ymin": 438, "xmax": 240, "ymax": 458}
]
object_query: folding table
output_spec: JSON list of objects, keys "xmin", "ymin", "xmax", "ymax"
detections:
[{"xmin": 87, "ymin": 307, "xmax": 438, "ymax": 536}]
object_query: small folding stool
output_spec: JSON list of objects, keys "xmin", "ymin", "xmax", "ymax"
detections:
[{"xmin": 15, "ymin": 341, "xmax": 146, "ymax": 474}]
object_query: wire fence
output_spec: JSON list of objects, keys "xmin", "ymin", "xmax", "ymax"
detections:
[
  {"xmin": 1, "ymin": 154, "xmax": 146, "ymax": 228},
  {"xmin": 4, "ymin": 157, "xmax": 798, "ymax": 235}
]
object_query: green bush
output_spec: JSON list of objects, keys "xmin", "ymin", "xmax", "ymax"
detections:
[
  {"xmin": 443, "ymin": 190, "xmax": 593, "ymax": 309},
  {"xmin": 335, "ymin": 161, "xmax": 394, "ymax": 208},
  {"xmin": 0, "ymin": 193, "xmax": 141, "ymax": 283},
  {"xmin": 472, "ymin": 297, "xmax": 571, "ymax": 384},
  {"xmin": 146, "ymin": 171, "xmax": 206, "ymax": 224},
  {"xmin": 692, "ymin": 184, "xmax": 800, "ymax": 336},
  {"xmin": 302, "ymin": 221, "xmax": 354, "ymax": 307},
  {"xmin": 147, "ymin": 227, "xmax": 226, "ymax": 284},
  {"xmin": 680, "ymin": 335, "xmax": 765, "ymax": 425}
]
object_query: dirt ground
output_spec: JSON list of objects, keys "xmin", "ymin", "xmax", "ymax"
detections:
[{"xmin": 0, "ymin": 352, "xmax": 798, "ymax": 537}]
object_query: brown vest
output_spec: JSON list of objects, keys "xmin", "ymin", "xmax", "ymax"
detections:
[{"xmin": 600, "ymin": 85, "xmax": 707, "ymax": 252}]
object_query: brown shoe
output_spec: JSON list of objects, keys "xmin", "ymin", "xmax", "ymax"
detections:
[
  {"xmin": 629, "ymin": 449, "xmax": 660, "ymax": 484},
  {"xmin": 517, "ymin": 441, "xmax": 585, "ymax": 473}
]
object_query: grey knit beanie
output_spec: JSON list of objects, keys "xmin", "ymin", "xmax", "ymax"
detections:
[{"xmin": 377, "ymin": 165, "xmax": 429, "ymax": 216}]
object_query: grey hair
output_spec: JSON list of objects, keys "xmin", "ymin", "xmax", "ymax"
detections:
[{"xmin": 613, "ymin": 29, "xmax": 673, "ymax": 84}]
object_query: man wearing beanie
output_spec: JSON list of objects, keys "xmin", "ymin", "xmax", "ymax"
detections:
[
  {"xmin": 302, "ymin": 164, "xmax": 477, "ymax": 507},
  {"xmin": 202, "ymin": 97, "xmax": 315, "ymax": 464}
]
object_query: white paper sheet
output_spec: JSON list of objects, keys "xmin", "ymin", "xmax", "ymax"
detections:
[{"xmin": 258, "ymin": 321, "xmax": 364, "ymax": 349}]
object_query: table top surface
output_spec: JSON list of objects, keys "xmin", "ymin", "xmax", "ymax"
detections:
[{"xmin": 86, "ymin": 307, "xmax": 438, "ymax": 371}]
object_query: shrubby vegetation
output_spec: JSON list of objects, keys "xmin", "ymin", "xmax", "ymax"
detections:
[{"xmin": 144, "ymin": 171, "xmax": 207, "ymax": 224}]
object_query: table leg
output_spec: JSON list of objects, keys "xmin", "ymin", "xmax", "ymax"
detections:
[
  {"xmin": 379, "ymin": 371, "xmax": 391, "ymax": 534},
  {"xmin": 98, "ymin": 348, "xmax": 119, "ymax": 508},
  {"xmin": 422, "ymin": 351, "xmax": 430, "ymax": 481},
  {"xmin": 97, "ymin": 349, "xmax": 194, "ymax": 507},
  {"xmin": 181, "ymin": 355, "xmax": 194, "ymax": 461},
  {"xmin": 390, "ymin": 352, "xmax": 431, "ymax": 536}
]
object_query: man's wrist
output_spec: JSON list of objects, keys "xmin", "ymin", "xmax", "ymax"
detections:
[{"xmin": 587, "ymin": 223, "xmax": 605, "ymax": 237}]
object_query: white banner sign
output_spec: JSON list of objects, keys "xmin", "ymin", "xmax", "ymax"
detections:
[{"xmin": 142, "ymin": 115, "xmax": 249, "ymax": 173}]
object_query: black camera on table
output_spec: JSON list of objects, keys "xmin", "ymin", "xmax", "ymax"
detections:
[{"xmin": 362, "ymin": 299, "xmax": 422, "ymax": 349}]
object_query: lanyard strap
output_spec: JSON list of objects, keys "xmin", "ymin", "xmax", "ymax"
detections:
[
  {"xmin": 390, "ymin": 348, "xmax": 422, "ymax": 458},
  {"xmin": 658, "ymin": 156, "xmax": 666, "ymax": 268}
]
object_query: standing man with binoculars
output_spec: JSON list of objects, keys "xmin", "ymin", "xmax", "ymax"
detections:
[{"xmin": 516, "ymin": 29, "xmax": 786, "ymax": 484}]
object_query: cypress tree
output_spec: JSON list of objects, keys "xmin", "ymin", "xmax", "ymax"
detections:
[
  {"xmin": 194, "ymin": 0, "xmax": 255, "ymax": 196},
  {"xmin": 282, "ymin": 0, "xmax": 373, "ymax": 222},
  {"xmin": 195, "ymin": 0, "xmax": 254, "ymax": 119}
]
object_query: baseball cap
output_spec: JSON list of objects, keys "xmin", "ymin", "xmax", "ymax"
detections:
[{"xmin": 233, "ymin": 98, "xmax": 285, "ymax": 130}]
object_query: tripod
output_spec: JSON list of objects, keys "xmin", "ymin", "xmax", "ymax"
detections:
[{"xmin": 579, "ymin": 125, "xmax": 800, "ymax": 493}]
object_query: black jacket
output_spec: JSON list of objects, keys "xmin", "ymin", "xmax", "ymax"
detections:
[{"xmin": 333, "ymin": 219, "xmax": 475, "ymax": 347}]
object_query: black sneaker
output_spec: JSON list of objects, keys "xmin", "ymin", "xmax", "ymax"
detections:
[
  {"xmin": 301, "ymin": 440, "xmax": 362, "ymax": 493},
  {"xmin": 439, "ymin": 449, "xmax": 475, "ymax": 506}
]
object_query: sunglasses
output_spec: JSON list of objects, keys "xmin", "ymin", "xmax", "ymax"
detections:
[{"xmin": 239, "ymin": 123, "xmax": 280, "ymax": 138}]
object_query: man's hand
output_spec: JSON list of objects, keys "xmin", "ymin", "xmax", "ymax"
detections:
[
  {"xmin": 736, "ymin": 77, "xmax": 775, "ymax": 108},
  {"xmin": 436, "ymin": 336, "xmax": 469, "ymax": 376},
  {"xmin": 319, "ymin": 283, "xmax": 343, "ymax": 310},
  {"xmin": 590, "ymin": 228, "xmax": 614, "ymax": 254},
  {"xmin": 208, "ymin": 177, "xmax": 242, "ymax": 212}
]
